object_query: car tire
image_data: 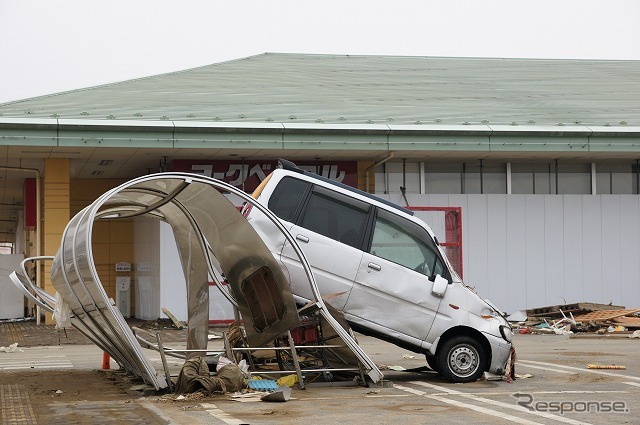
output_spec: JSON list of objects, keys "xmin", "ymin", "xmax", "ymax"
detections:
[
  {"xmin": 436, "ymin": 335, "xmax": 487, "ymax": 383},
  {"xmin": 426, "ymin": 354, "xmax": 440, "ymax": 373}
]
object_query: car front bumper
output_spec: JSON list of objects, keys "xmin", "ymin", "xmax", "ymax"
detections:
[{"xmin": 483, "ymin": 331, "xmax": 513, "ymax": 375}]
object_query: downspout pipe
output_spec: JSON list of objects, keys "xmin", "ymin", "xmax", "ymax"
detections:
[
  {"xmin": 366, "ymin": 152, "xmax": 395, "ymax": 193},
  {"xmin": 0, "ymin": 166, "xmax": 41, "ymax": 324}
]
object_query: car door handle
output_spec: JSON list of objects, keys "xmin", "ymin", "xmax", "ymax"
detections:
[
  {"xmin": 367, "ymin": 262, "xmax": 382, "ymax": 271},
  {"xmin": 296, "ymin": 234, "xmax": 309, "ymax": 243}
]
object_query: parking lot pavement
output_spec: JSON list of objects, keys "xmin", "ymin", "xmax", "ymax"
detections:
[{"xmin": 2, "ymin": 330, "xmax": 639, "ymax": 424}]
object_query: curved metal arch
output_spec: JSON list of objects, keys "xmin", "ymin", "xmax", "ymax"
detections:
[
  {"xmin": 50, "ymin": 172, "xmax": 382, "ymax": 389},
  {"xmin": 10, "ymin": 256, "xmax": 56, "ymax": 312}
]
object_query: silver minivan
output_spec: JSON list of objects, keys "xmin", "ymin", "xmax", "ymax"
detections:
[{"xmin": 244, "ymin": 159, "xmax": 513, "ymax": 383}]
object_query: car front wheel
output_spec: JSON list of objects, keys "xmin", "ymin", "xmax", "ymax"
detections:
[
  {"xmin": 436, "ymin": 335, "xmax": 487, "ymax": 383},
  {"xmin": 426, "ymin": 354, "xmax": 440, "ymax": 373}
]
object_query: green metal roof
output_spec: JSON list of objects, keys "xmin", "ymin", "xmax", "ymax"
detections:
[{"xmin": 2, "ymin": 53, "xmax": 640, "ymax": 127}]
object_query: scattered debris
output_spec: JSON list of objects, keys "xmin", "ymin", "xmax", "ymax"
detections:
[
  {"xmin": 526, "ymin": 303, "xmax": 626, "ymax": 319},
  {"xmin": 174, "ymin": 356, "xmax": 246, "ymax": 396},
  {"xmin": 229, "ymin": 391, "xmax": 266, "ymax": 403},
  {"xmin": 139, "ymin": 318, "xmax": 183, "ymax": 331},
  {"xmin": 260, "ymin": 385, "xmax": 292, "ymax": 402},
  {"xmin": 512, "ymin": 302, "xmax": 640, "ymax": 336},
  {"xmin": 483, "ymin": 372, "xmax": 503, "ymax": 381},
  {"xmin": 573, "ymin": 309, "xmax": 640, "ymax": 322},
  {"xmin": 276, "ymin": 374, "xmax": 299, "ymax": 387},
  {"xmin": 587, "ymin": 364, "xmax": 626, "ymax": 370},
  {"xmin": 247, "ymin": 379, "xmax": 279, "ymax": 391},
  {"xmin": 630, "ymin": 330, "xmax": 640, "ymax": 339},
  {"xmin": 0, "ymin": 342, "xmax": 23, "ymax": 353},
  {"xmin": 387, "ymin": 366, "xmax": 407, "ymax": 371},
  {"xmin": 506, "ymin": 310, "xmax": 528, "ymax": 323},
  {"xmin": 402, "ymin": 354, "xmax": 416, "ymax": 359},
  {"xmin": 161, "ymin": 307, "xmax": 186, "ymax": 329}
]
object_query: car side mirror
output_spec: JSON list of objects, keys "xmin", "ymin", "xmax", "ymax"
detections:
[{"xmin": 431, "ymin": 274, "xmax": 448, "ymax": 297}]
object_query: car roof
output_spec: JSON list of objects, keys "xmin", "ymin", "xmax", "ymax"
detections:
[{"xmin": 277, "ymin": 159, "xmax": 414, "ymax": 216}]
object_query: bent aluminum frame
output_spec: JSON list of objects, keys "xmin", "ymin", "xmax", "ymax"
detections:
[
  {"xmin": 10, "ymin": 256, "xmax": 56, "ymax": 314},
  {"xmin": 49, "ymin": 173, "xmax": 382, "ymax": 389}
]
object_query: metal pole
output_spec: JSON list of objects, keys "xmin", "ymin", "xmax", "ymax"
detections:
[{"xmin": 156, "ymin": 332, "xmax": 173, "ymax": 392}]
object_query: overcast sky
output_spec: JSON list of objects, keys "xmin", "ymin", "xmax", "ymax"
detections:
[{"xmin": 1, "ymin": 0, "xmax": 639, "ymax": 104}]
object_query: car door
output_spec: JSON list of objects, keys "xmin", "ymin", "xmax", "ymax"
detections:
[
  {"xmin": 280, "ymin": 185, "xmax": 369, "ymax": 309},
  {"xmin": 345, "ymin": 208, "xmax": 447, "ymax": 341}
]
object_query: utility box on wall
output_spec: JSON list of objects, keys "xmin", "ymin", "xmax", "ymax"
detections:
[{"xmin": 115, "ymin": 262, "xmax": 131, "ymax": 318}]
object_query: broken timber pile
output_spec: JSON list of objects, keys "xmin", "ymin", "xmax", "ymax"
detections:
[
  {"xmin": 525, "ymin": 302, "xmax": 626, "ymax": 319},
  {"xmin": 516, "ymin": 302, "xmax": 640, "ymax": 335}
]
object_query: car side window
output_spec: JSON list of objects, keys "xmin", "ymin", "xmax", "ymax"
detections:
[
  {"xmin": 298, "ymin": 186, "xmax": 369, "ymax": 249},
  {"xmin": 268, "ymin": 177, "xmax": 311, "ymax": 222},
  {"xmin": 370, "ymin": 209, "xmax": 447, "ymax": 279}
]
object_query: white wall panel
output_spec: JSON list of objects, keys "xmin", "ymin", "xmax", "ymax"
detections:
[
  {"xmin": 525, "ymin": 196, "xmax": 547, "ymax": 309},
  {"xmin": 544, "ymin": 196, "xmax": 565, "ymax": 306},
  {"xmin": 601, "ymin": 197, "xmax": 622, "ymax": 304},
  {"xmin": 159, "ymin": 222, "xmax": 188, "ymax": 322},
  {"xmin": 466, "ymin": 196, "xmax": 489, "ymax": 295},
  {"xmin": 582, "ymin": 196, "xmax": 603, "ymax": 303},
  {"xmin": 619, "ymin": 197, "xmax": 640, "ymax": 306},
  {"xmin": 506, "ymin": 196, "xmax": 527, "ymax": 311},
  {"xmin": 486, "ymin": 195, "xmax": 508, "ymax": 309},
  {"xmin": 563, "ymin": 196, "xmax": 585, "ymax": 303},
  {"xmin": 0, "ymin": 254, "xmax": 25, "ymax": 319}
]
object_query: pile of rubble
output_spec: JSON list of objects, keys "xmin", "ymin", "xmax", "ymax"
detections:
[{"xmin": 507, "ymin": 302, "xmax": 640, "ymax": 336}]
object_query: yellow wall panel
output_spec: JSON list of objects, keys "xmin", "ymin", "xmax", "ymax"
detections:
[
  {"xmin": 92, "ymin": 243, "xmax": 110, "ymax": 264},
  {"xmin": 109, "ymin": 243, "xmax": 133, "ymax": 261},
  {"xmin": 44, "ymin": 159, "xmax": 71, "ymax": 183},
  {"xmin": 109, "ymin": 221, "xmax": 134, "ymax": 244},
  {"xmin": 93, "ymin": 221, "xmax": 111, "ymax": 241},
  {"xmin": 43, "ymin": 159, "xmax": 70, "ymax": 324}
]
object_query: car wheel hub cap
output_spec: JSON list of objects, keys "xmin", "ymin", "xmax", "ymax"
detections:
[{"xmin": 449, "ymin": 346, "xmax": 478, "ymax": 377}]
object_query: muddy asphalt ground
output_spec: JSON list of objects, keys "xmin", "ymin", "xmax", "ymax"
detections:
[{"xmin": 1, "ymin": 320, "xmax": 639, "ymax": 425}]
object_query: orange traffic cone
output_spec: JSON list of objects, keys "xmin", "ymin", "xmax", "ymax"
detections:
[{"xmin": 102, "ymin": 352, "xmax": 111, "ymax": 370}]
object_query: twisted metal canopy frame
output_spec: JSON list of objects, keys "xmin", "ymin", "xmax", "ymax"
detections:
[{"xmin": 47, "ymin": 173, "xmax": 382, "ymax": 389}]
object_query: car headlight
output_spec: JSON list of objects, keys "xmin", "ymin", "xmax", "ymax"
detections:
[
  {"xmin": 499, "ymin": 325, "xmax": 513, "ymax": 343},
  {"xmin": 481, "ymin": 307, "xmax": 500, "ymax": 319}
]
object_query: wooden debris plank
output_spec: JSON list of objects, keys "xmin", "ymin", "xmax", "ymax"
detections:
[
  {"xmin": 612, "ymin": 316, "xmax": 640, "ymax": 327},
  {"xmin": 573, "ymin": 309, "xmax": 640, "ymax": 322},
  {"xmin": 587, "ymin": 364, "xmax": 626, "ymax": 370},
  {"xmin": 161, "ymin": 307, "xmax": 186, "ymax": 329},
  {"xmin": 526, "ymin": 303, "xmax": 625, "ymax": 318}
]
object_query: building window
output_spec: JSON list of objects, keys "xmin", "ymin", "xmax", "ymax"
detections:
[
  {"xmin": 596, "ymin": 162, "xmax": 637, "ymax": 194},
  {"xmin": 425, "ymin": 163, "xmax": 463, "ymax": 194},
  {"xmin": 511, "ymin": 163, "xmax": 555, "ymax": 194},
  {"xmin": 464, "ymin": 161, "xmax": 507, "ymax": 194},
  {"xmin": 386, "ymin": 162, "xmax": 421, "ymax": 194},
  {"xmin": 557, "ymin": 163, "xmax": 591, "ymax": 194}
]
